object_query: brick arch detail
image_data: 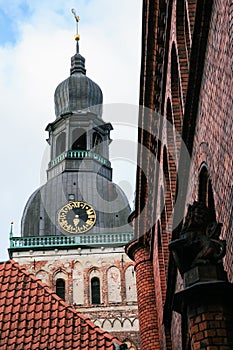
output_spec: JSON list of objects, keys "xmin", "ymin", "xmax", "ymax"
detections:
[
  {"xmin": 166, "ymin": 98, "xmax": 178, "ymax": 203},
  {"xmin": 197, "ymin": 142, "xmax": 210, "ymax": 169},
  {"xmin": 88, "ymin": 267, "xmax": 101, "ymax": 277},
  {"xmin": 125, "ymin": 265, "xmax": 137, "ymax": 302},
  {"xmin": 88, "ymin": 268, "xmax": 102, "ymax": 305},
  {"xmin": 171, "ymin": 42, "xmax": 183, "ymax": 134},
  {"xmin": 35, "ymin": 269, "xmax": 49, "ymax": 285},
  {"xmin": 176, "ymin": 0, "xmax": 190, "ymax": 100},
  {"xmin": 52, "ymin": 270, "xmax": 68, "ymax": 302},
  {"xmin": 191, "ymin": 142, "xmax": 210, "ymax": 203},
  {"xmin": 156, "ymin": 220, "xmax": 166, "ymax": 305},
  {"xmin": 53, "ymin": 269, "xmax": 68, "ymax": 281},
  {"xmin": 186, "ymin": 0, "xmax": 198, "ymax": 38},
  {"xmin": 107, "ymin": 266, "xmax": 121, "ymax": 303},
  {"xmin": 163, "ymin": 145, "xmax": 173, "ymax": 220},
  {"xmin": 102, "ymin": 319, "xmax": 112, "ymax": 330},
  {"xmin": 73, "ymin": 261, "xmax": 84, "ymax": 306}
]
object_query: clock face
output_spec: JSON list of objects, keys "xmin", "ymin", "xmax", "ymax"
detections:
[{"xmin": 58, "ymin": 201, "xmax": 96, "ymax": 234}]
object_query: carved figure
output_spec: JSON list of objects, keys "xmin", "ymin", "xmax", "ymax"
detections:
[
  {"xmin": 191, "ymin": 221, "xmax": 225, "ymax": 266},
  {"xmin": 169, "ymin": 202, "xmax": 226, "ymax": 274}
]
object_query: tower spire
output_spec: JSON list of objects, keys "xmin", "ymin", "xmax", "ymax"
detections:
[
  {"xmin": 71, "ymin": 8, "xmax": 80, "ymax": 53},
  {"xmin": 70, "ymin": 8, "xmax": 86, "ymax": 75}
]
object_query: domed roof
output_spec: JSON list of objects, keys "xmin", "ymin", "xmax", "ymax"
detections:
[
  {"xmin": 54, "ymin": 52, "xmax": 103, "ymax": 118},
  {"xmin": 21, "ymin": 172, "xmax": 132, "ymax": 238}
]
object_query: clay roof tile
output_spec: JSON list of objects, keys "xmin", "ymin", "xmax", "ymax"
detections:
[{"xmin": 0, "ymin": 260, "xmax": 124, "ymax": 350}]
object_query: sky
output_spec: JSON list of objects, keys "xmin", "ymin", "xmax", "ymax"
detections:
[{"xmin": 0, "ymin": 0, "xmax": 142, "ymax": 260}]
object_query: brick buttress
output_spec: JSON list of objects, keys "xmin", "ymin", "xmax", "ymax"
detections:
[{"xmin": 126, "ymin": 237, "xmax": 160, "ymax": 350}]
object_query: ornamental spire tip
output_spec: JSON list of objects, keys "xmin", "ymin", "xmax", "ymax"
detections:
[
  {"xmin": 71, "ymin": 8, "xmax": 80, "ymax": 53},
  {"xmin": 71, "ymin": 8, "xmax": 80, "ymax": 43}
]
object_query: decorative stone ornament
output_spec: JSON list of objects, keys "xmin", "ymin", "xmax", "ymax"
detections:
[{"xmin": 169, "ymin": 201, "xmax": 226, "ymax": 275}]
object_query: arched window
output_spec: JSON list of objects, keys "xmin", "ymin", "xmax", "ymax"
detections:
[
  {"xmin": 199, "ymin": 166, "xmax": 208, "ymax": 203},
  {"xmin": 73, "ymin": 262, "xmax": 84, "ymax": 305},
  {"xmin": 91, "ymin": 277, "xmax": 100, "ymax": 304},
  {"xmin": 56, "ymin": 279, "xmax": 65, "ymax": 300},
  {"xmin": 72, "ymin": 128, "xmax": 86, "ymax": 150},
  {"xmin": 107, "ymin": 267, "xmax": 121, "ymax": 303},
  {"xmin": 92, "ymin": 132, "xmax": 102, "ymax": 147},
  {"xmin": 125, "ymin": 266, "xmax": 137, "ymax": 302},
  {"xmin": 56, "ymin": 132, "xmax": 66, "ymax": 157},
  {"xmin": 92, "ymin": 132, "xmax": 103, "ymax": 153}
]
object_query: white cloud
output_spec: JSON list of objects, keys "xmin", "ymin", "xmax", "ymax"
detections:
[{"xmin": 0, "ymin": 0, "xmax": 142, "ymax": 260}]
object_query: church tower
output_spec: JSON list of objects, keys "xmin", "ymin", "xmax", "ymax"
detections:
[{"xmin": 9, "ymin": 13, "xmax": 140, "ymax": 350}]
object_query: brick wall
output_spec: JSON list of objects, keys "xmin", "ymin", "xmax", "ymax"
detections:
[
  {"xmin": 132, "ymin": 0, "xmax": 233, "ymax": 348},
  {"xmin": 126, "ymin": 238, "xmax": 160, "ymax": 350},
  {"xmin": 189, "ymin": 0, "xmax": 233, "ymax": 280},
  {"xmin": 189, "ymin": 311, "xmax": 233, "ymax": 349}
]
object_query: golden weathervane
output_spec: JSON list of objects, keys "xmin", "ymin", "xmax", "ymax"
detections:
[{"xmin": 71, "ymin": 8, "xmax": 80, "ymax": 41}]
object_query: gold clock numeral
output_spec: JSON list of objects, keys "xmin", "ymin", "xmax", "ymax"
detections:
[
  {"xmin": 86, "ymin": 219, "xmax": 94, "ymax": 225},
  {"xmin": 58, "ymin": 201, "xmax": 96, "ymax": 234}
]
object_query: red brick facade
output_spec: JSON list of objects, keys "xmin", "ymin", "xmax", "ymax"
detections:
[
  {"xmin": 190, "ymin": 0, "xmax": 233, "ymax": 279},
  {"xmin": 128, "ymin": 0, "xmax": 233, "ymax": 349},
  {"xmin": 189, "ymin": 310, "xmax": 233, "ymax": 350}
]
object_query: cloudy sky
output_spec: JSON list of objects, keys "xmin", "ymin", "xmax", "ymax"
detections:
[{"xmin": 0, "ymin": 0, "xmax": 142, "ymax": 260}]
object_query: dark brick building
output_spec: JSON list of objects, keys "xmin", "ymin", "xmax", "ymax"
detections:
[{"xmin": 127, "ymin": 0, "xmax": 233, "ymax": 349}]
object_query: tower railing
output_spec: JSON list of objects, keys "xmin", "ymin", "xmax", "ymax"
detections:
[
  {"xmin": 49, "ymin": 150, "xmax": 111, "ymax": 168},
  {"xmin": 10, "ymin": 232, "xmax": 133, "ymax": 249}
]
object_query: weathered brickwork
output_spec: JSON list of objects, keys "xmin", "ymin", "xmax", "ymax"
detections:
[
  {"xmin": 129, "ymin": 0, "xmax": 233, "ymax": 349},
  {"xmin": 126, "ymin": 239, "xmax": 161, "ymax": 350},
  {"xmin": 189, "ymin": 0, "xmax": 233, "ymax": 280},
  {"xmin": 189, "ymin": 311, "xmax": 233, "ymax": 350}
]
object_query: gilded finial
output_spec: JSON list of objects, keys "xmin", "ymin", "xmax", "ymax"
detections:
[{"xmin": 71, "ymin": 8, "xmax": 80, "ymax": 42}]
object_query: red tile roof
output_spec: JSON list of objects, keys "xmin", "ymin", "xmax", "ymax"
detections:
[{"xmin": 0, "ymin": 260, "xmax": 125, "ymax": 350}]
